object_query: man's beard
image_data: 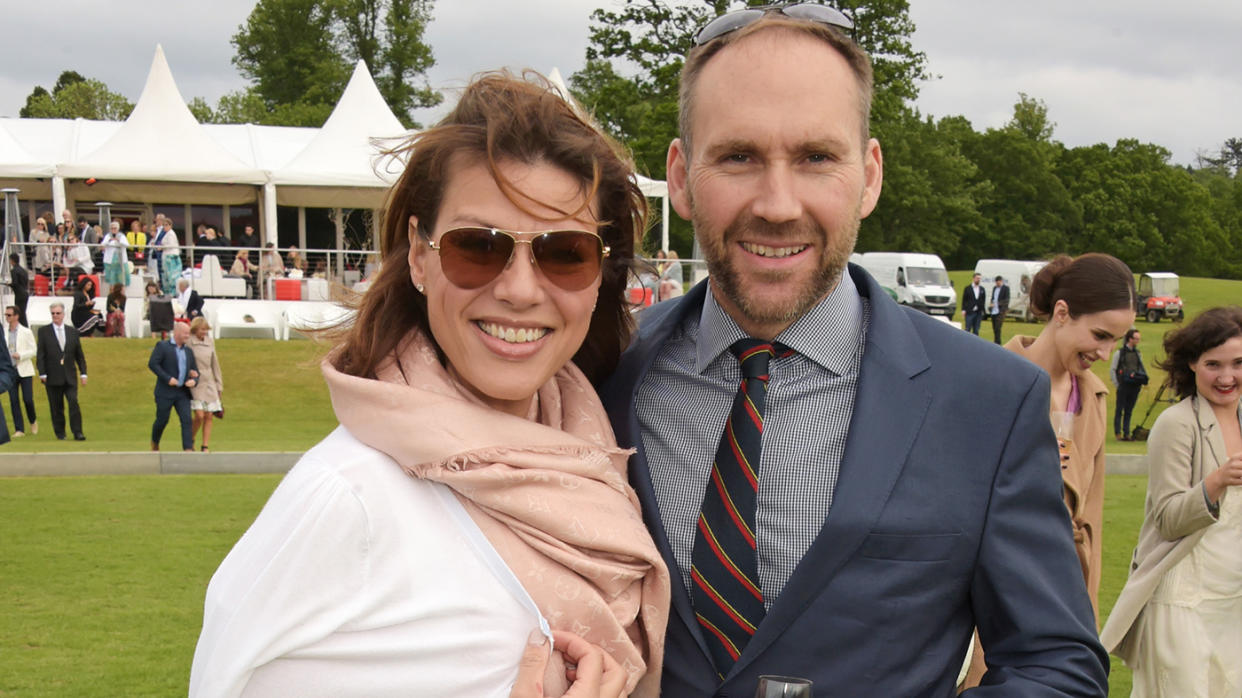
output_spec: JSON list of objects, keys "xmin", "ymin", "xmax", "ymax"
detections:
[{"xmin": 694, "ymin": 208, "xmax": 858, "ymax": 331}]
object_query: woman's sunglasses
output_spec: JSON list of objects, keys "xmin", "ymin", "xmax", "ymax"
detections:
[
  {"xmin": 423, "ymin": 226, "xmax": 610, "ymax": 292},
  {"xmin": 693, "ymin": 3, "xmax": 854, "ymax": 46}
]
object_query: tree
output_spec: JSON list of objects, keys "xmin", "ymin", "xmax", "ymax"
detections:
[
  {"xmin": 1006, "ymin": 93, "xmax": 1055, "ymax": 143},
  {"xmin": 231, "ymin": 0, "xmax": 347, "ymax": 125},
  {"xmin": 230, "ymin": 0, "xmax": 440, "ymax": 127},
  {"xmin": 571, "ymin": 0, "xmax": 929, "ymax": 256},
  {"xmin": 332, "ymin": 0, "xmax": 442, "ymax": 125},
  {"xmin": 19, "ymin": 71, "xmax": 133, "ymax": 121}
]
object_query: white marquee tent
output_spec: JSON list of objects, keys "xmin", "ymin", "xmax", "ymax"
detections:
[{"xmin": 0, "ymin": 47, "xmax": 671, "ymax": 250}]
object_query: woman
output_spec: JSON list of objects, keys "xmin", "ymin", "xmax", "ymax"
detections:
[
  {"xmin": 285, "ymin": 245, "xmax": 306, "ymax": 277},
  {"xmin": 30, "ymin": 218, "xmax": 53, "ymax": 273},
  {"xmin": 105, "ymin": 284, "xmax": 126, "ymax": 337},
  {"xmin": 1101, "ymin": 306, "xmax": 1242, "ymax": 697},
  {"xmin": 101, "ymin": 221, "xmax": 130, "ymax": 288},
  {"xmin": 72, "ymin": 277, "xmax": 104, "ymax": 336},
  {"xmin": 259, "ymin": 243, "xmax": 285, "ymax": 297},
  {"xmin": 228, "ymin": 250, "xmax": 255, "ymax": 298},
  {"xmin": 142, "ymin": 280, "xmax": 161, "ymax": 320},
  {"xmin": 154, "ymin": 220, "xmax": 182, "ymax": 295},
  {"xmin": 658, "ymin": 249, "xmax": 684, "ymax": 301},
  {"xmin": 187, "ymin": 317, "xmax": 223, "ymax": 452},
  {"xmin": 1111, "ymin": 328, "xmax": 1148, "ymax": 440},
  {"xmin": 191, "ymin": 72, "xmax": 669, "ymax": 698},
  {"xmin": 963, "ymin": 253, "xmax": 1134, "ymax": 688}
]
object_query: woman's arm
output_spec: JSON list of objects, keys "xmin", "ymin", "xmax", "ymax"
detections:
[{"xmin": 1147, "ymin": 408, "xmax": 1220, "ymax": 540}]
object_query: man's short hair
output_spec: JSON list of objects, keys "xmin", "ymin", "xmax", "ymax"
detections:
[
  {"xmin": 678, "ymin": 14, "xmax": 874, "ymax": 156},
  {"xmin": 49, "ymin": 301, "xmax": 64, "ymax": 312},
  {"xmin": 5, "ymin": 305, "xmax": 16, "ymax": 315},
  {"xmin": 77, "ymin": 217, "xmax": 87, "ymax": 225},
  {"xmin": 8, "ymin": 253, "xmax": 18, "ymax": 265},
  {"xmin": 995, "ymin": 275, "xmax": 1004, "ymax": 282},
  {"xmin": 177, "ymin": 278, "xmax": 189, "ymax": 289}
]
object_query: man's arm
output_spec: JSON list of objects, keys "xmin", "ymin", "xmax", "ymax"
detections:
[
  {"xmin": 965, "ymin": 373, "xmax": 1109, "ymax": 695},
  {"xmin": 73, "ymin": 333, "xmax": 87, "ymax": 379},
  {"xmin": 148, "ymin": 344, "xmax": 174, "ymax": 385},
  {"xmin": 35, "ymin": 328, "xmax": 46, "ymax": 378}
]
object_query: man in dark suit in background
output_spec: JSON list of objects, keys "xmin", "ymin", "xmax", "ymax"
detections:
[
  {"xmin": 988, "ymin": 274, "xmax": 1011, "ymax": 344},
  {"xmin": 175, "ymin": 278, "xmax": 205, "ymax": 320},
  {"xmin": 961, "ymin": 272, "xmax": 987, "ymax": 335},
  {"xmin": 36, "ymin": 302, "xmax": 87, "ymax": 440},
  {"xmin": 148, "ymin": 322, "xmax": 198, "ymax": 451},
  {"xmin": 600, "ymin": 6, "xmax": 1106, "ymax": 695},
  {"xmin": 8, "ymin": 253, "xmax": 29, "ymax": 327}
]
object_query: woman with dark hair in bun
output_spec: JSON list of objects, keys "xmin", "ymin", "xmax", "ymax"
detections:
[
  {"xmin": 1004, "ymin": 253, "xmax": 1135, "ymax": 614},
  {"xmin": 1102, "ymin": 306, "xmax": 1242, "ymax": 697},
  {"xmin": 963, "ymin": 253, "xmax": 1134, "ymax": 688}
]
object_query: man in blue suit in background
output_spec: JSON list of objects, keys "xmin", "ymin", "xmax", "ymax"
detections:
[
  {"xmin": 148, "ymin": 322, "xmax": 198, "ymax": 451},
  {"xmin": 601, "ymin": 6, "xmax": 1108, "ymax": 696}
]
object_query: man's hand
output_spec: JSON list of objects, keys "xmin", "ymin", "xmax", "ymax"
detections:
[
  {"xmin": 79, "ymin": 376, "xmax": 87, "ymax": 386},
  {"xmin": 189, "ymin": 369, "xmax": 199, "ymax": 379},
  {"xmin": 168, "ymin": 377, "xmax": 179, "ymax": 387},
  {"xmin": 185, "ymin": 378, "xmax": 197, "ymax": 388}
]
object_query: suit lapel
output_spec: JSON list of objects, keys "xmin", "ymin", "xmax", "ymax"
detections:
[
  {"xmin": 733, "ymin": 265, "xmax": 934, "ymax": 672},
  {"xmin": 608, "ymin": 282, "xmax": 717, "ymax": 665}
]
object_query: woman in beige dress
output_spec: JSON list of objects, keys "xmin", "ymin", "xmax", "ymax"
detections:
[
  {"xmin": 964, "ymin": 253, "xmax": 1134, "ymax": 688},
  {"xmin": 1101, "ymin": 306, "xmax": 1242, "ymax": 697},
  {"xmin": 187, "ymin": 317, "xmax": 223, "ymax": 452}
]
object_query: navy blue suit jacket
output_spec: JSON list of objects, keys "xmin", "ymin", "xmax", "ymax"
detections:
[
  {"xmin": 600, "ymin": 265, "xmax": 1108, "ymax": 696},
  {"xmin": 148, "ymin": 339, "xmax": 198, "ymax": 402}
]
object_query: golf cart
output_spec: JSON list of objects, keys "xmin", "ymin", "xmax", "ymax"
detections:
[{"xmin": 1136, "ymin": 272, "xmax": 1184, "ymax": 323}]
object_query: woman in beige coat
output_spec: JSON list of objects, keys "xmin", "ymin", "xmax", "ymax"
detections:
[
  {"xmin": 963, "ymin": 253, "xmax": 1135, "ymax": 689},
  {"xmin": 187, "ymin": 317, "xmax": 223, "ymax": 452},
  {"xmin": 1101, "ymin": 306, "xmax": 1242, "ymax": 697}
]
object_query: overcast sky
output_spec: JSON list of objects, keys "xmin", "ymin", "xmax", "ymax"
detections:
[{"xmin": 0, "ymin": 0, "xmax": 1236, "ymax": 166}]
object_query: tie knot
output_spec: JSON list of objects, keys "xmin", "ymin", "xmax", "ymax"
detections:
[{"xmin": 730, "ymin": 338, "xmax": 791, "ymax": 380}]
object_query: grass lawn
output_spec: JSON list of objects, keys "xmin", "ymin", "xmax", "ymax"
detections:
[
  {"xmin": 1, "ymin": 337, "xmax": 336, "ymax": 453},
  {"xmin": 0, "ymin": 472, "xmax": 1150, "ymax": 695},
  {"xmin": 947, "ymin": 272, "xmax": 1242, "ymax": 456}
]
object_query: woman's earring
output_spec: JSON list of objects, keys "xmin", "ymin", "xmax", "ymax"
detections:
[{"xmin": 415, "ymin": 282, "xmax": 425, "ymax": 293}]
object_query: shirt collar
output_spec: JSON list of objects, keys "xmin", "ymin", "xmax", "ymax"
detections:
[{"xmin": 695, "ymin": 270, "xmax": 863, "ymax": 376}]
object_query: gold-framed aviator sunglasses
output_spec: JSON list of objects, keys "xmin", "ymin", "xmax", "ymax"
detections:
[{"xmin": 423, "ymin": 226, "xmax": 610, "ymax": 292}]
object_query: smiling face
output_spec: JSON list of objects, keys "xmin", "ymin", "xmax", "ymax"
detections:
[
  {"xmin": 1051, "ymin": 301, "xmax": 1134, "ymax": 376},
  {"xmin": 1191, "ymin": 335, "xmax": 1242, "ymax": 410},
  {"xmin": 668, "ymin": 28, "xmax": 882, "ymax": 339},
  {"xmin": 409, "ymin": 157, "xmax": 601, "ymax": 418}
]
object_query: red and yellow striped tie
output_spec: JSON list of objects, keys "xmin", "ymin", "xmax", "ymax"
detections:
[{"xmin": 691, "ymin": 338, "xmax": 791, "ymax": 676}]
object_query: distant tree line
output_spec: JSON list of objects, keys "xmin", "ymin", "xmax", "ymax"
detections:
[{"xmin": 570, "ymin": 1, "xmax": 1242, "ymax": 279}]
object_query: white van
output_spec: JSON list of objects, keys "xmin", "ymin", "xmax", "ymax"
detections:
[
  {"xmin": 973, "ymin": 259, "xmax": 1047, "ymax": 321},
  {"xmin": 859, "ymin": 252, "xmax": 955, "ymax": 319}
]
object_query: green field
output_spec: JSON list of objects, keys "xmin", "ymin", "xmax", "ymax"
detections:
[
  {"xmin": 0, "ymin": 472, "xmax": 1150, "ymax": 696},
  {"xmin": 0, "ymin": 337, "xmax": 336, "ymax": 452},
  {"xmin": 5, "ymin": 275, "xmax": 1241, "ymax": 695},
  {"xmin": 947, "ymin": 271, "xmax": 1242, "ymax": 455}
]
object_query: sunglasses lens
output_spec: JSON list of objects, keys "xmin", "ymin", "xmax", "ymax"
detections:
[
  {"xmin": 437, "ymin": 228, "xmax": 513, "ymax": 289},
  {"xmin": 783, "ymin": 4, "xmax": 853, "ymax": 30},
  {"xmin": 532, "ymin": 232, "xmax": 604, "ymax": 291},
  {"xmin": 694, "ymin": 8, "xmax": 763, "ymax": 45}
]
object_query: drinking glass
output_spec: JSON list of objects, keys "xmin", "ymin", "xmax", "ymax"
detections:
[
  {"xmin": 1051, "ymin": 410, "xmax": 1074, "ymax": 464},
  {"xmin": 754, "ymin": 675, "xmax": 813, "ymax": 697}
]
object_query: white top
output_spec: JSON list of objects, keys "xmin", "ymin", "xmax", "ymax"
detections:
[
  {"xmin": 101, "ymin": 232, "xmax": 128, "ymax": 265},
  {"xmin": 190, "ymin": 426, "xmax": 551, "ymax": 698}
]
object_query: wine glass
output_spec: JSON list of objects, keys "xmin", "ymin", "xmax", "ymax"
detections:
[
  {"xmin": 1051, "ymin": 410, "xmax": 1074, "ymax": 466},
  {"xmin": 754, "ymin": 675, "xmax": 813, "ymax": 697}
]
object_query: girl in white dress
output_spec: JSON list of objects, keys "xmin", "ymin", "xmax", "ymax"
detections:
[{"xmin": 1101, "ymin": 306, "xmax": 1242, "ymax": 697}]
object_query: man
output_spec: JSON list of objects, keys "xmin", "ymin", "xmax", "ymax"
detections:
[
  {"xmin": 1110, "ymin": 328, "xmax": 1146, "ymax": 440},
  {"xmin": 235, "ymin": 224, "xmax": 260, "ymax": 249},
  {"xmin": 961, "ymin": 272, "xmax": 987, "ymax": 335},
  {"xmin": 36, "ymin": 302, "xmax": 87, "ymax": 440},
  {"xmin": 175, "ymin": 278, "xmax": 204, "ymax": 319},
  {"xmin": 6, "ymin": 306, "xmax": 37, "ymax": 436},
  {"xmin": 148, "ymin": 322, "xmax": 198, "ymax": 451},
  {"xmin": 600, "ymin": 7, "xmax": 1107, "ymax": 695},
  {"xmin": 0, "ymin": 329, "xmax": 16, "ymax": 445},
  {"xmin": 8, "ymin": 253, "xmax": 29, "ymax": 326},
  {"xmin": 988, "ymin": 274, "xmax": 1010, "ymax": 344}
]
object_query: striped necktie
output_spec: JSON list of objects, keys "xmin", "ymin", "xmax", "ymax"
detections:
[{"xmin": 691, "ymin": 338, "xmax": 791, "ymax": 676}]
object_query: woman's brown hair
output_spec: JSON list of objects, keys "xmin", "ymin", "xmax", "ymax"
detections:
[
  {"xmin": 330, "ymin": 70, "xmax": 646, "ymax": 385},
  {"xmin": 1028, "ymin": 253, "xmax": 1135, "ymax": 320},
  {"xmin": 1157, "ymin": 306, "xmax": 1242, "ymax": 400}
]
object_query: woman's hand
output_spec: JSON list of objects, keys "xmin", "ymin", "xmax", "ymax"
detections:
[
  {"xmin": 1204, "ymin": 451, "xmax": 1242, "ymax": 504},
  {"xmin": 510, "ymin": 630, "xmax": 626, "ymax": 698}
]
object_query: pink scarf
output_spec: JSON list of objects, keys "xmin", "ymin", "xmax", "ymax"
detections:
[{"xmin": 322, "ymin": 331, "xmax": 669, "ymax": 696}]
